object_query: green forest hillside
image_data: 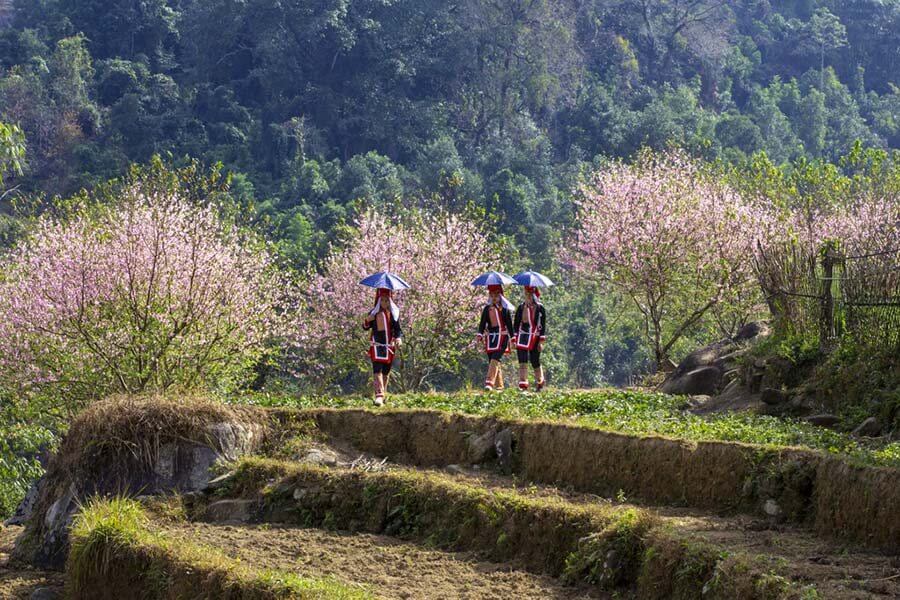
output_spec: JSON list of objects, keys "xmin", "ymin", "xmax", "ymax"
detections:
[{"xmin": 1, "ymin": 1, "xmax": 899, "ymax": 259}]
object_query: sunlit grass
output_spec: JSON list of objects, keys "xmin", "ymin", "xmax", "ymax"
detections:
[{"xmin": 68, "ymin": 496, "xmax": 373, "ymax": 599}]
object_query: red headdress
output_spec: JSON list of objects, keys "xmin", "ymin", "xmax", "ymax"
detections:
[
  {"xmin": 371, "ymin": 288, "xmax": 399, "ymax": 320},
  {"xmin": 487, "ymin": 284, "xmax": 513, "ymax": 310},
  {"xmin": 525, "ymin": 285, "xmax": 541, "ymax": 299}
]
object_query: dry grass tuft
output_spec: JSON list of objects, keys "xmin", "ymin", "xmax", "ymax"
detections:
[
  {"xmin": 13, "ymin": 393, "xmax": 270, "ymax": 567},
  {"xmin": 59, "ymin": 393, "xmax": 261, "ymax": 478}
]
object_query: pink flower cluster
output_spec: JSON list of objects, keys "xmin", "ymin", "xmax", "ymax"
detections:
[
  {"xmin": 563, "ymin": 151, "xmax": 766, "ymax": 362},
  {"xmin": 770, "ymin": 192, "xmax": 900, "ymax": 256},
  {"xmin": 564, "ymin": 149, "xmax": 899, "ymax": 362},
  {"xmin": 565, "ymin": 151, "xmax": 762, "ymax": 295},
  {"xmin": 0, "ymin": 188, "xmax": 286, "ymax": 404},
  {"xmin": 290, "ymin": 209, "xmax": 494, "ymax": 391}
]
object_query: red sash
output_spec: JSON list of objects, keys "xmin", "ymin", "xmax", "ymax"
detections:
[
  {"xmin": 516, "ymin": 303, "xmax": 539, "ymax": 351},
  {"xmin": 369, "ymin": 310, "xmax": 394, "ymax": 364}
]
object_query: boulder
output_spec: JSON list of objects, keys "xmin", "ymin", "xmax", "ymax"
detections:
[
  {"xmin": 761, "ymin": 393, "xmax": 817, "ymax": 418},
  {"xmin": 670, "ymin": 342, "xmax": 730, "ymax": 378},
  {"xmin": 714, "ymin": 350, "xmax": 750, "ymax": 371},
  {"xmin": 662, "ymin": 323, "xmax": 770, "ymax": 396},
  {"xmin": 14, "ymin": 407, "xmax": 265, "ymax": 570},
  {"xmin": 720, "ymin": 367, "xmax": 742, "ymax": 384},
  {"xmin": 662, "ymin": 366, "xmax": 724, "ymax": 396},
  {"xmin": 804, "ymin": 414, "xmax": 841, "ymax": 429},
  {"xmin": 688, "ymin": 379, "xmax": 762, "ymax": 415},
  {"xmin": 852, "ymin": 417, "xmax": 881, "ymax": 438},
  {"xmin": 760, "ymin": 388, "xmax": 789, "ymax": 406},
  {"xmin": 29, "ymin": 588, "xmax": 62, "ymax": 600},
  {"xmin": 202, "ymin": 499, "xmax": 256, "ymax": 524},
  {"xmin": 466, "ymin": 429, "xmax": 497, "ymax": 463},
  {"xmin": 299, "ymin": 448, "xmax": 340, "ymax": 467}
]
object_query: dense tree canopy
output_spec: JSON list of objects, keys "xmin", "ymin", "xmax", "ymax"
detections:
[{"xmin": 1, "ymin": 1, "xmax": 898, "ymax": 226}]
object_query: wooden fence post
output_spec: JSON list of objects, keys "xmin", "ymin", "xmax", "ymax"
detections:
[{"xmin": 820, "ymin": 242, "xmax": 836, "ymax": 351}]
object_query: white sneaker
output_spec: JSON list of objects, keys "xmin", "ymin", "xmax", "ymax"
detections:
[{"xmin": 373, "ymin": 396, "xmax": 385, "ymax": 407}]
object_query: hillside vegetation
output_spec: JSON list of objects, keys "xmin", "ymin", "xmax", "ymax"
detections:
[
  {"xmin": 1, "ymin": 0, "xmax": 899, "ymax": 263},
  {"xmin": 0, "ymin": 0, "xmax": 897, "ymax": 554}
]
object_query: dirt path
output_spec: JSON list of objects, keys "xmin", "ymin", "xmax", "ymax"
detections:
[
  {"xmin": 0, "ymin": 527, "xmax": 64, "ymax": 600},
  {"xmin": 163, "ymin": 522, "xmax": 608, "ymax": 600},
  {"xmin": 431, "ymin": 466, "xmax": 900, "ymax": 599}
]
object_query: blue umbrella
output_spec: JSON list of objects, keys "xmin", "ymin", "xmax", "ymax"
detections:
[
  {"xmin": 359, "ymin": 271, "xmax": 411, "ymax": 290},
  {"xmin": 512, "ymin": 271, "xmax": 555, "ymax": 287},
  {"xmin": 471, "ymin": 271, "xmax": 517, "ymax": 287}
]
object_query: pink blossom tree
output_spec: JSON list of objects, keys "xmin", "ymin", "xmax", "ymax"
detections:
[
  {"xmin": 291, "ymin": 209, "xmax": 494, "ymax": 391},
  {"xmin": 563, "ymin": 150, "xmax": 765, "ymax": 368},
  {"xmin": 0, "ymin": 186, "xmax": 290, "ymax": 411}
]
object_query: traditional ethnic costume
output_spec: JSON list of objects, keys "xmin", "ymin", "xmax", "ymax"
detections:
[
  {"xmin": 363, "ymin": 288, "xmax": 403, "ymax": 406},
  {"xmin": 514, "ymin": 286, "xmax": 547, "ymax": 391},
  {"xmin": 477, "ymin": 284, "xmax": 514, "ymax": 391}
]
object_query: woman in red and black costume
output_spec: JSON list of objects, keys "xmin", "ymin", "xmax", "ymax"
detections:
[
  {"xmin": 363, "ymin": 288, "xmax": 403, "ymax": 406},
  {"xmin": 476, "ymin": 284, "xmax": 514, "ymax": 391},
  {"xmin": 514, "ymin": 285, "xmax": 547, "ymax": 391}
]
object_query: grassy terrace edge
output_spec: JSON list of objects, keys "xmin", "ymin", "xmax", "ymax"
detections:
[
  {"xmin": 237, "ymin": 390, "xmax": 900, "ymax": 469},
  {"xmin": 66, "ymin": 497, "xmax": 371, "ymax": 600},
  {"xmin": 213, "ymin": 457, "xmax": 819, "ymax": 600},
  {"xmin": 286, "ymin": 407, "xmax": 900, "ymax": 553}
]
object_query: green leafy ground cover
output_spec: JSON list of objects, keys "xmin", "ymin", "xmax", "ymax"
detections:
[
  {"xmin": 239, "ymin": 389, "xmax": 900, "ymax": 468},
  {"xmin": 0, "ymin": 418, "xmax": 56, "ymax": 519}
]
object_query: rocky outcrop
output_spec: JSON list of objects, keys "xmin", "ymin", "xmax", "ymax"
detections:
[
  {"xmin": 4, "ymin": 480, "xmax": 40, "ymax": 526},
  {"xmin": 12, "ymin": 398, "xmax": 266, "ymax": 569},
  {"xmin": 853, "ymin": 417, "xmax": 881, "ymax": 438},
  {"xmin": 202, "ymin": 499, "xmax": 257, "ymax": 523},
  {"xmin": 661, "ymin": 322, "xmax": 770, "ymax": 399}
]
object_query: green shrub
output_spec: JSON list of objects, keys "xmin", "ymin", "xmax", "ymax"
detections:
[{"xmin": 0, "ymin": 418, "xmax": 56, "ymax": 519}]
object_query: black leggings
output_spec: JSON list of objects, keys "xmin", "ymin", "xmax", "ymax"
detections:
[
  {"xmin": 372, "ymin": 361, "xmax": 393, "ymax": 375},
  {"xmin": 517, "ymin": 348, "xmax": 541, "ymax": 368}
]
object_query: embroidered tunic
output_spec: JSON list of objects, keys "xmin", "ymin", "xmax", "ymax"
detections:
[
  {"xmin": 513, "ymin": 302, "xmax": 547, "ymax": 351},
  {"xmin": 478, "ymin": 303, "xmax": 514, "ymax": 354},
  {"xmin": 363, "ymin": 310, "xmax": 403, "ymax": 363}
]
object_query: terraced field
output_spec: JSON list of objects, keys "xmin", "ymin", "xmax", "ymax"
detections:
[
  {"xmin": 162, "ymin": 414, "xmax": 898, "ymax": 599},
  {"xmin": 163, "ymin": 522, "xmax": 605, "ymax": 599},
  {"xmin": 7, "ymin": 399, "xmax": 900, "ymax": 599}
]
